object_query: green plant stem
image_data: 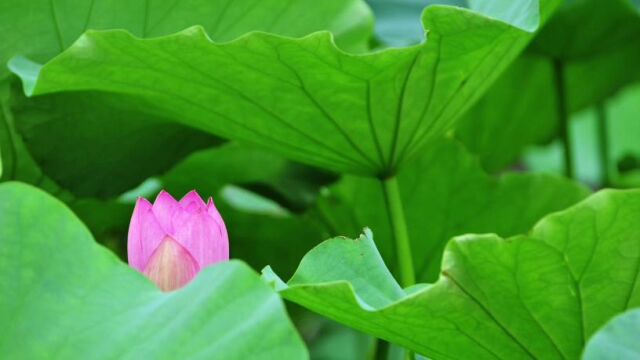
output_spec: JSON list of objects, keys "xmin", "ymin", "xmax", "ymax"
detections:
[
  {"xmin": 381, "ymin": 176, "xmax": 416, "ymax": 360},
  {"xmin": 371, "ymin": 338, "xmax": 388, "ymax": 360},
  {"xmin": 381, "ymin": 176, "xmax": 415, "ymax": 287},
  {"xmin": 596, "ymin": 102, "xmax": 611, "ymax": 187},
  {"xmin": 371, "ymin": 339, "xmax": 414, "ymax": 360},
  {"xmin": 552, "ymin": 59, "xmax": 574, "ymax": 179}
]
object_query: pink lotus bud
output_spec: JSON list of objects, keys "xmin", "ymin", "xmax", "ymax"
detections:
[{"xmin": 128, "ymin": 190, "xmax": 228, "ymax": 292}]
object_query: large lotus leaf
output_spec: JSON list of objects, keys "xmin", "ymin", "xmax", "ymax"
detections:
[
  {"xmin": 315, "ymin": 138, "xmax": 589, "ymax": 281},
  {"xmin": 0, "ymin": 0, "xmax": 373, "ymax": 80},
  {"xmin": 264, "ymin": 189, "xmax": 640, "ymax": 359},
  {"xmin": 0, "ymin": 181, "xmax": 307, "ymax": 359},
  {"xmin": 10, "ymin": 0, "xmax": 559, "ymax": 176},
  {"xmin": 582, "ymin": 309, "xmax": 640, "ymax": 360},
  {"xmin": 1, "ymin": 0, "xmax": 372, "ymax": 197}
]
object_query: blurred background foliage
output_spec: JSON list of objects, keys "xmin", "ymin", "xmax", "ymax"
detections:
[{"xmin": 1, "ymin": 0, "xmax": 639, "ymax": 358}]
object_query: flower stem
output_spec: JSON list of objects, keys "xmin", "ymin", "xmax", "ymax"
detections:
[
  {"xmin": 552, "ymin": 59, "xmax": 574, "ymax": 179},
  {"xmin": 381, "ymin": 175, "xmax": 415, "ymax": 287},
  {"xmin": 596, "ymin": 102, "xmax": 611, "ymax": 187},
  {"xmin": 371, "ymin": 338, "xmax": 388, "ymax": 360}
]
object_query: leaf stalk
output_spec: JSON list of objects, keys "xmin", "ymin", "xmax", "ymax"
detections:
[
  {"xmin": 596, "ymin": 102, "xmax": 611, "ymax": 187},
  {"xmin": 381, "ymin": 176, "xmax": 415, "ymax": 287},
  {"xmin": 552, "ymin": 59, "xmax": 574, "ymax": 179}
]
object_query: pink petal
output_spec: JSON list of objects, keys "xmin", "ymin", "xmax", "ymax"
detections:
[
  {"xmin": 152, "ymin": 190, "xmax": 179, "ymax": 235},
  {"xmin": 142, "ymin": 236, "xmax": 200, "ymax": 292},
  {"xmin": 179, "ymin": 190, "xmax": 207, "ymax": 213},
  {"xmin": 128, "ymin": 198, "xmax": 168, "ymax": 271},
  {"xmin": 207, "ymin": 197, "xmax": 229, "ymax": 252},
  {"xmin": 172, "ymin": 206, "xmax": 228, "ymax": 268}
]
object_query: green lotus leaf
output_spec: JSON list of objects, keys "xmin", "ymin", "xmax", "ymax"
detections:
[
  {"xmin": 10, "ymin": 0, "xmax": 558, "ymax": 175},
  {"xmin": 1, "ymin": 0, "xmax": 372, "ymax": 196},
  {"xmin": 265, "ymin": 189, "xmax": 640, "ymax": 359}
]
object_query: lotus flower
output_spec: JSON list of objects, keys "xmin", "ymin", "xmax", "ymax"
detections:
[{"xmin": 128, "ymin": 190, "xmax": 228, "ymax": 291}]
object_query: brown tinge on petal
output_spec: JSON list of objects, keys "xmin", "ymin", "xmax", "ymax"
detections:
[{"xmin": 143, "ymin": 236, "xmax": 200, "ymax": 292}]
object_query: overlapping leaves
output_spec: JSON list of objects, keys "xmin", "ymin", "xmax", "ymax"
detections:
[
  {"xmin": 1, "ymin": 1, "xmax": 637, "ymax": 359},
  {"xmin": 456, "ymin": 0, "xmax": 640, "ymax": 172},
  {"xmin": 0, "ymin": 182, "xmax": 307, "ymax": 359},
  {"xmin": 11, "ymin": 0, "xmax": 556, "ymax": 176},
  {"xmin": 265, "ymin": 189, "xmax": 640, "ymax": 359},
  {"xmin": 1, "ymin": 0, "xmax": 372, "ymax": 197},
  {"xmin": 315, "ymin": 138, "xmax": 589, "ymax": 281}
]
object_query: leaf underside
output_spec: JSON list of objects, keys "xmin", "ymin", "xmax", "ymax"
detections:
[{"xmin": 11, "ymin": 2, "xmax": 550, "ymax": 176}]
